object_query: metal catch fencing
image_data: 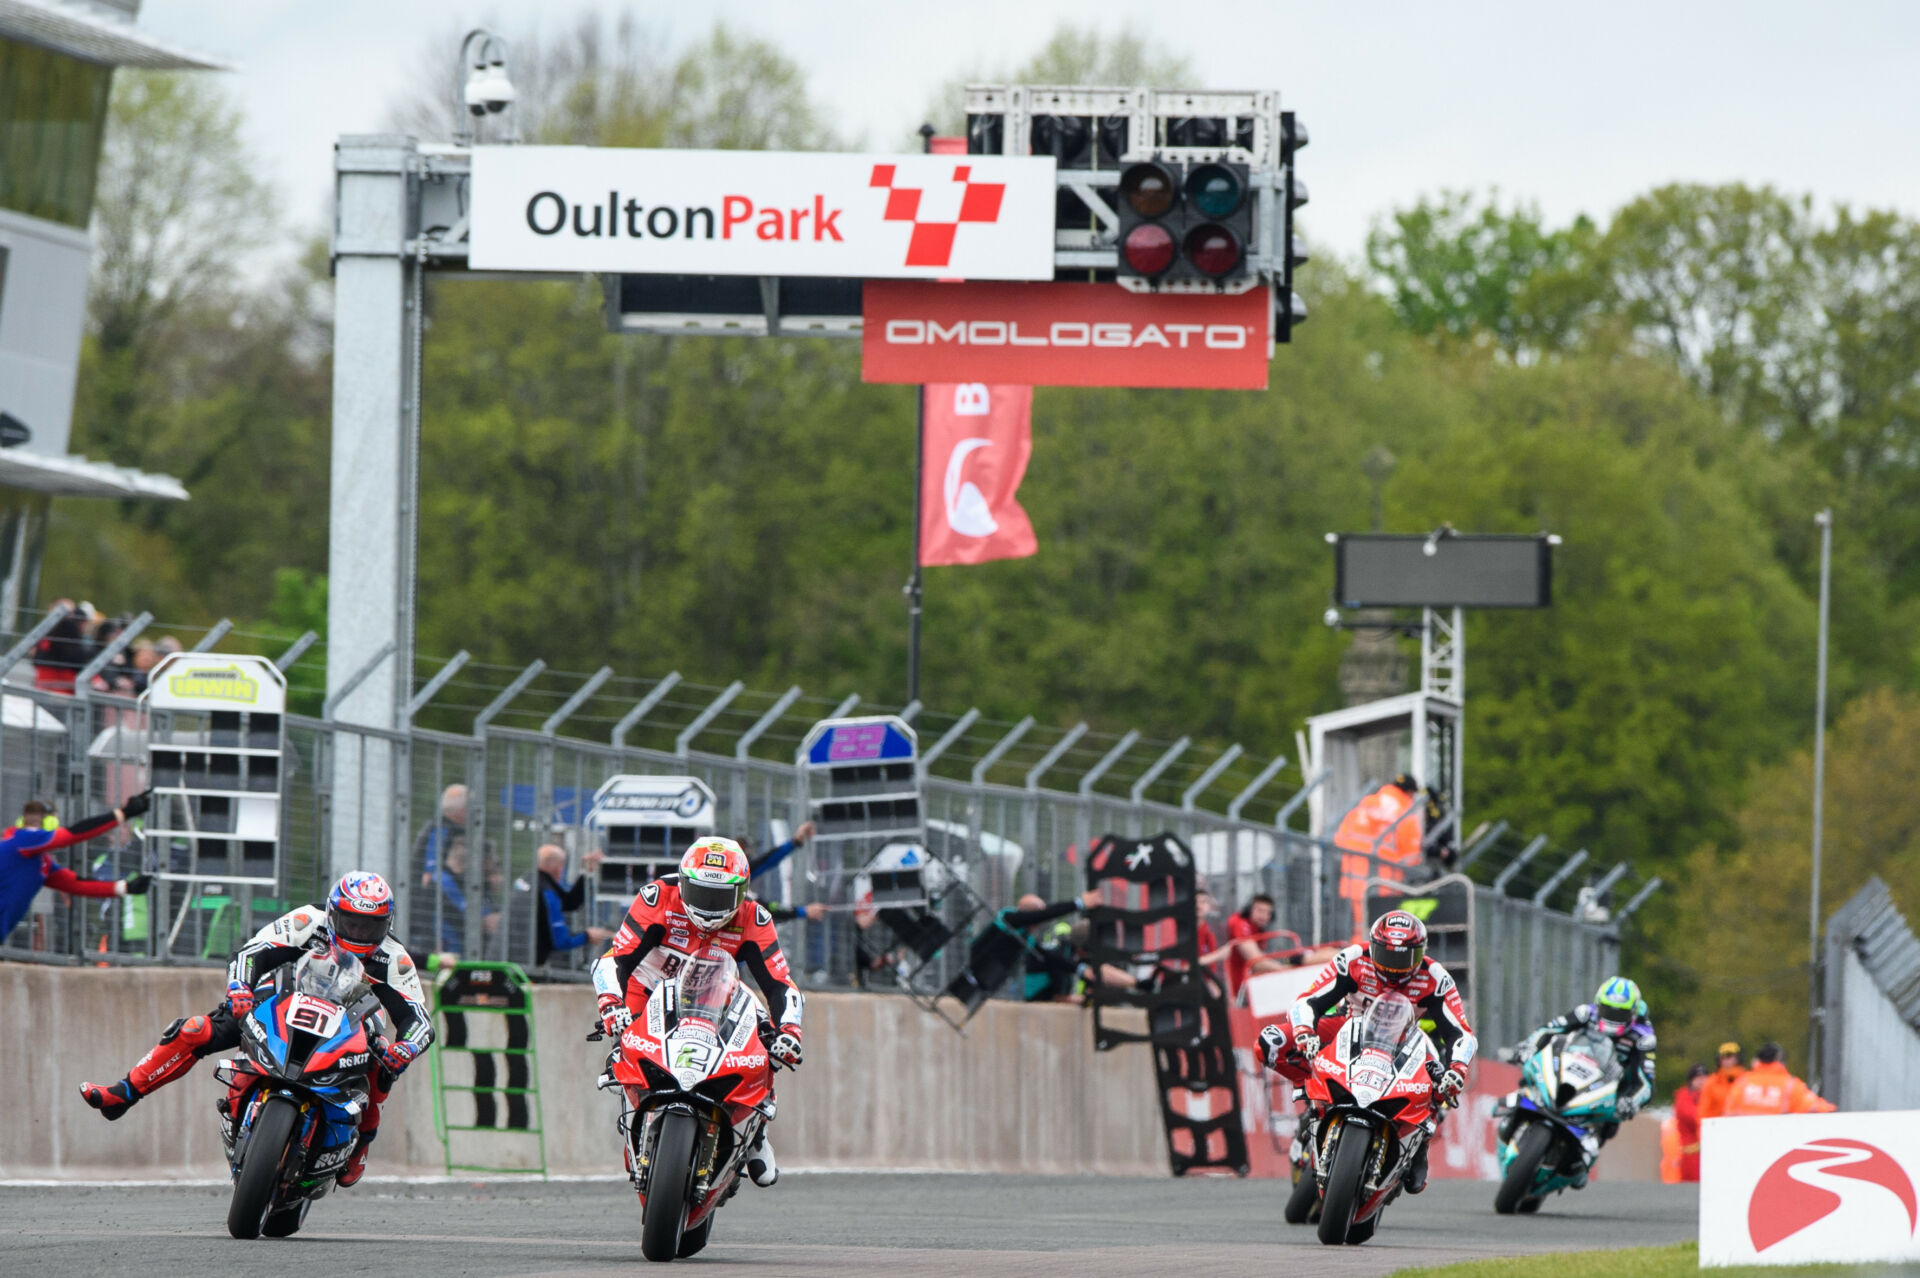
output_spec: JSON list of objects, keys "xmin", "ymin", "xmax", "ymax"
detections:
[{"xmin": 0, "ymin": 625, "xmax": 1626, "ymax": 1044}]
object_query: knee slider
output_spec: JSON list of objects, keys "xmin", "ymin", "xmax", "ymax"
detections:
[{"xmin": 157, "ymin": 1016, "xmax": 190, "ymax": 1044}]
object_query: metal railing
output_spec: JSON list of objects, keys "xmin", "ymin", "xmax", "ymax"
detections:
[{"xmin": 0, "ymin": 624, "xmax": 1626, "ymax": 1041}]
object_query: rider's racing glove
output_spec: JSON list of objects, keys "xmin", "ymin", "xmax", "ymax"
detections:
[
  {"xmin": 382, "ymin": 1040, "xmax": 420, "ymax": 1075},
  {"xmin": 1616, "ymin": 1095, "xmax": 1640, "ymax": 1120},
  {"xmin": 1257, "ymin": 1024, "xmax": 1286, "ymax": 1070},
  {"xmin": 227, "ymin": 980, "xmax": 255, "ymax": 1016},
  {"xmin": 598, "ymin": 994, "xmax": 632, "ymax": 1036},
  {"xmin": 769, "ymin": 1025, "xmax": 803, "ymax": 1069},
  {"xmin": 1436, "ymin": 1063, "xmax": 1468, "ymax": 1106},
  {"xmin": 1291, "ymin": 1029, "xmax": 1321, "ymax": 1064}
]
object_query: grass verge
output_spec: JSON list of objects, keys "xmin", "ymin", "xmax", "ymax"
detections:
[{"xmin": 1387, "ymin": 1241, "xmax": 1916, "ymax": 1278}]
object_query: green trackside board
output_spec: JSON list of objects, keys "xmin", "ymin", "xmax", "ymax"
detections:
[{"xmin": 428, "ymin": 960, "xmax": 547, "ymax": 1177}]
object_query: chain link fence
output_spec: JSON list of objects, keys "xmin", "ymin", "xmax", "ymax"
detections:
[{"xmin": 0, "ymin": 624, "xmax": 1623, "ymax": 1045}]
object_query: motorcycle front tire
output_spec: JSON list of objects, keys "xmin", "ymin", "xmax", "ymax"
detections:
[
  {"xmin": 228, "ymin": 1096, "xmax": 300, "ymax": 1239},
  {"xmin": 641, "ymin": 1110, "xmax": 699, "ymax": 1262},
  {"xmin": 1316, "ymin": 1122, "xmax": 1372, "ymax": 1246},
  {"xmin": 1495, "ymin": 1122, "xmax": 1554, "ymax": 1216}
]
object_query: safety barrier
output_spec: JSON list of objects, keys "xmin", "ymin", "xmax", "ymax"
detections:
[{"xmin": 1, "ymin": 650, "xmax": 1616, "ymax": 1051}]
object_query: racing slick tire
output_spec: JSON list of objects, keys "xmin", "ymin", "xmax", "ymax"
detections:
[
  {"xmin": 228, "ymin": 1095, "xmax": 299, "ymax": 1239},
  {"xmin": 1496, "ymin": 1122, "xmax": 1554, "ymax": 1216},
  {"xmin": 1316, "ymin": 1121, "xmax": 1372, "ymax": 1246},
  {"xmin": 1284, "ymin": 1171, "xmax": 1319, "ymax": 1225},
  {"xmin": 676, "ymin": 1217, "xmax": 713, "ymax": 1258},
  {"xmin": 641, "ymin": 1110, "xmax": 699, "ymax": 1262}
]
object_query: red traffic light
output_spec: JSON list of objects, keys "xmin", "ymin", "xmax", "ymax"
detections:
[
  {"xmin": 1183, "ymin": 224, "xmax": 1241, "ymax": 277},
  {"xmin": 1123, "ymin": 223, "xmax": 1176, "ymax": 275},
  {"xmin": 1119, "ymin": 163, "xmax": 1176, "ymax": 219}
]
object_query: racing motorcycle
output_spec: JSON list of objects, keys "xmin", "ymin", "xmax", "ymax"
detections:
[
  {"xmin": 214, "ymin": 950, "xmax": 381, "ymax": 1239},
  {"xmin": 1302, "ymin": 992, "xmax": 1449, "ymax": 1246},
  {"xmin": 593, "ymin": 949, "xmax": 779, "ymax": 1263},
  {"xmin": 1492, "ymin": 1026, "xmax": 1624, "ymax": 1214}
]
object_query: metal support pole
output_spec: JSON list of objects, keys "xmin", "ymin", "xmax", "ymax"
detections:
[
  {"xmin": 541, "ymin": 666, "xmax": 613, "ymax": 737},
  {"xmin": 1130, "ymin": 737, "xmax": 1191, "ymax": 805},
  {"xmin": 828, "ymin": 693, "xmax": 862, "ymax": 720},
  {"xmin": 1809, "ymin": 507, "xmax": 1833, "ymax": 1077},
  {"xmin": 1531, "ymin": 849, "xmax": 1589, "ymax": 908},
  {"xmin": 404, "ymin": 650, "xmax": 471, "ymax": 721},
  {"xmin": 1025, "ymin": 722, "xmax": 1088, "ymax": 791},
  {"xmin": 1491, "ymin": 834, "xmax": 1549, "ymax": 894},
  {"xmin": 896, "ymin": 698, "xmax": 920, "ymax": 724},
  {"xmin": 675, "ymin": 681, "xmax": 745, "ymax": 756},
  {"xmin": 1227, "ymin": 754, "xmax": 1289, "ymax": 822},
  {"xmin": 0, "ymin": 603, "xmax": 70, "ymax": 676},
  {"xmin": 274, "ymin": 630, "xmax": 319, "ymax": 671},
  {"xmin": 902, "ymin": 123, "xmax": 933, "ymax": 706},
  {"xmin": 189, "ymin": 618, "xmax": 233, "ymax": 653},
  {"xmin": 1181, "ymin": 744, "xmax": 1244, "ymax": 812},
  {"xmin": 971, "ymin": 716, "xmax": 1035, "ymax": 786},
  {"xmin": 737, "ymin": 685, "xmax": 804, "ymax": 760},
  {"xmin": 1590, "ymin": 862, "xmax": 1631, "ymax": 901},
  {"xmin": 473, "ymin": 660, "xmax": 546, "ymax": 737},
  {"xmin": 74, "ymin": 611, "xmax": 153, "ymax": 692},
  {"xmin": 1079, "ymin": 730, "xmax": 1140, "ymax": 797},
  {"xmin": 1613, "ymin": 876, "xmax": 1663, "ymax": 929},
  {"xmin": 919, "ymin": 707, "xmax": 980, "ymax": 774},
  {"xmin": 322, "ymin": 641, "xmax": 396, "ymax": 721},
  {"xmin": 612, "ymin": 672, "xmax": 680, "ymax": 750},
  {"xmin": 1457, "ymin": 819, "xmax": 1509, "ymax": 869},
  {"xmin": 1273, "ymin": 767, "xmax": 1329, "ymax": 830}
]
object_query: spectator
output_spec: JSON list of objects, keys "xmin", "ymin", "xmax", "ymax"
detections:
[
  {"xmin": 748, "ymin": 820, "xmax": 818, "ymax": 881},
  {"xmin": 424, "ymin": 836, "xmax": 498, "ymax": 957},
  {"xmin": 127, "ymin": 640, "xmax": 160, "ymax": 694},
  {"xmin": 1195, "ymin": 889, "xmax": 1224, "ymax": 963},
  {"xmin": 1718, "ymin": 1042, "xmax": 1835, "ymax": 1116},
  {"xmin": 1697, "ymin": 1041, "xmax": 1747, "ymax": 1120},
  {"xmin": 1009, "ymin": 890, "xmax": 1111, "ymax": 1001},
  {"xmin": 1, "ymin": 794, "xmax": 153, "ymax": 940},
  {"xmin": 534, "ymin": 843, "xmax": 612, "ymax": 965},
  {"xmin": 1671, "ymin": 1063, "xmax": 1707, "ymax": 1182},
  {"xmin": 754, "ymin": 895, "xmax": 828, "ymax": 926},
  {"xmin": 87, "ymin": 619, "xmax": 140, "ymax": 696},
  {"xmin": 414, "ymin": 784, "xmax": 468, "ymax": 884},
  {"xmin": 1225, "ymin": 893, "xmax": 1285, "ymax": 996},
  {"xmin": 1334, "ymin": 774, "xmax": 1424, "ymax": 934},
  {"xmin": 31, "ymin": 603, "xmax": 95, "ymax": 694}
]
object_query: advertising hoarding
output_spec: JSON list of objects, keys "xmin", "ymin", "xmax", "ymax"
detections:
[{"xmin": 470, "ymin": 147, "xmax": 1057, "ymax": 279}]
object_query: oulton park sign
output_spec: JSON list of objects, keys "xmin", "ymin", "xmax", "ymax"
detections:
[{"xmin": 469, "ymin": 146, "xmax": 1058, "ymax": 280}]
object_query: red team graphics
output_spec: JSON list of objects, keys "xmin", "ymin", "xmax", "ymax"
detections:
[
  {"xmin": 1749, "ymin": 1139, "xmax": 1918, "ymax": 1254},
  {"xmin": 918, "ymin": 383, "xmax": 1037, "ymax": 567},
  {"xmin": 862, "ymin": 281, "xmax": 1272, "ymax": 389},
  {"xmin": 869, "ymin": 163, "xmax": 1006, "ymax": 268}
]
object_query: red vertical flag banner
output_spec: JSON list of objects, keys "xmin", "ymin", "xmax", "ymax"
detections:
[{"xmin": 919, "ymin": 383, "xmax": 1038, "ymax": 566}]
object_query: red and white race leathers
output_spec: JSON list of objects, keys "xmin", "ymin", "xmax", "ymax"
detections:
[
  {"xmin": 592, "ymin": 874, "xmax": 803, "ymax": 1032},
  {"xmin": 1289, "ymin": 944, "xmax": 1477, "ymax": 1070}
]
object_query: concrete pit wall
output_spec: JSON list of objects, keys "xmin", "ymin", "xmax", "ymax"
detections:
[{"xmin": 3, "ymin": 965, "xmax": 1165, "ymax": 1180}]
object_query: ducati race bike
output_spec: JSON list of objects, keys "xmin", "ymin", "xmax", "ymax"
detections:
[
  {"xmin": 593, "ymin": 949, "xmax": 781, "ymax": 1263},
  {"xmin": 1492, "ymin": 1027, "xmax": 1624, "ymax": 1214},
  {"xmin": 214, "ymin": 951, "xmax": 382, "ymax": 1239},
  {"xmin": 1301, "ymin": 992, "xmax": 1452, "ymax": 1247}
]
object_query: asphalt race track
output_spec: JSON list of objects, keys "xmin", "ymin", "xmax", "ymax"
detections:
[{"xmin": 1, "ymin": 1173, "xmax": 1696, "ymax": 1277}]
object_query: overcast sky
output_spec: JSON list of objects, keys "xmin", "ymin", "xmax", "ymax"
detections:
[{"xmin": 139, "ymin": 0, "xmax": 1920, "ymax": 263}]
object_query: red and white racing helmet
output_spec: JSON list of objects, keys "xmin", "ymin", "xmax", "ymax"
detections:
[
  {"xmin": 1368, "ymin": 910, "xmax": 1428, "ymax": 983},
  {"xmin": 678, "ymin": 837, "xmax": 751, "ymax": 933}
]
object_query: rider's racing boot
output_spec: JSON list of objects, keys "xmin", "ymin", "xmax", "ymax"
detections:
[
  {"xmin": 78, "ymin": 1078, "xmax": 140, "ymax": 1121},
  {"xmin": 1405, "ymin": 1139, "xmax": 1431, "ymax": 1195},
  {"xmin": 746, "ymin": 1125, "xmax": 778, "ymax": 1187},
  {"xmin": 336, "ymin": 1131, "xmax": 375, "ymax": 1188}
]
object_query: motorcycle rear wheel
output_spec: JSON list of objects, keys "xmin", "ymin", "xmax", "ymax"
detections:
[
  {"xmin": 1283, "ymin": 1171, "xmax": 1319, "ymax": 1225},
  {"xmin": 641, "ymin": 1110, "xmax": 699, "ymax": 1263},
  {"xmin": 1315, "ymin": 1122, "xmax": 1372, "ymax": 1246},
  {"xmin": 1495, "ymin": 1122, "xmax": 1554, "ymax": 1216},
  {"xmin": 228, "ymin": 1096, "xmax": 299, "ymax": 1240}
]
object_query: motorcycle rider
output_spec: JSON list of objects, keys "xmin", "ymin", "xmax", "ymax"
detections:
[
  {"xmin": 1508, "ymin": 976, "xmax": 1656, "ymax": 1173},
  {"xmin": 79, "ymin": 871, "xmax": 432, "ymax": 1188},
  {"xmin": 594, "ymin": 837, "xmax": 803, "ymax": 1189},
  {"xmin": 1257, "ymin": 910, "xmax": 1476, "ymax": 1195}
]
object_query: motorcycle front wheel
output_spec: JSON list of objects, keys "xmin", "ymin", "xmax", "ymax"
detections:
[
  {"xmin": 228, "ymin": 1096, "xmax": 300, "ymax": 1239},
  {"xmin": 641, "ymin": 1110, "xmax": 699, "ymax": 1262},
  {"xmin": 1495, "ymin": 1122, "xmax": 1554, "ymax": 1215},
  {"xmin": 1315, "ymin": 1122, "xmax": 1373, "ymax": 1246}
]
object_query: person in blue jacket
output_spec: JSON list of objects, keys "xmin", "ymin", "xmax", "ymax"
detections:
[
  {"xmin": 1, "ymin": 794, "xmax": 151, "ymax": 941},
  {"xmin": 534, "ymin": 843, "xmax": 611, "ymax": 965}
]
